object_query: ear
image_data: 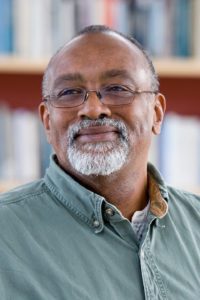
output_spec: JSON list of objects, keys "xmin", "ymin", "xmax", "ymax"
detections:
[
  {"xmin": 152, "ymin": 93, "xmax": 166, "ymax": 135},
  {"xmin": 38, "ymin": 101, "xmax": 52, "ymax": 143}
]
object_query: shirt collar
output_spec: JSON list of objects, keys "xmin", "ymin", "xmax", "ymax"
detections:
[
  {"xmin": 148, "ymin": 163, "xmax": 169, "ymax": 218},
  {"xmin": 45, "ymin": 155, "xmax": 168, "ymax": 226}
]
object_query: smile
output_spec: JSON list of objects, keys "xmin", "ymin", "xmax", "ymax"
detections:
[{"xmin": 75, "ymin": 126, "xmax": 119, "ymax": 143}]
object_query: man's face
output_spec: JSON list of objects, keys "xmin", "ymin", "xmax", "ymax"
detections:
[{"xmin": 40, "ymin": 32, "xmax": 165, "ymax": 176}]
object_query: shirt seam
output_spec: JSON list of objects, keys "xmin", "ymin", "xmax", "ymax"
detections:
[{"xmin": 0, "ymin": 189, "xmax": 47, "ymax": 207}]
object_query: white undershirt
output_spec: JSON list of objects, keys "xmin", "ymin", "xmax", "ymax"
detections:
[{"xmin": 131, "ymin": 201, "xmax": 150, "ymax": 242}]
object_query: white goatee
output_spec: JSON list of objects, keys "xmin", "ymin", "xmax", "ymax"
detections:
[{"xmin": 67, "ymin": 118, "xmax": 129, "ymax": 176}]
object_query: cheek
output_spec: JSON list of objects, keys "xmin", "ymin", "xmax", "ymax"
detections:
[
  {"xmin": 48, "ymin": 112, "xmax": 70, "ymax": 153},
  {"xmin": 125, "ymin": 105, "xmax": 154, "ymax": 140}
]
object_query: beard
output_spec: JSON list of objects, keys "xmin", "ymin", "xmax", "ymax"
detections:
[{"xmin": 67, "ymin": 118, "xmax": 129, "ymax": 176}]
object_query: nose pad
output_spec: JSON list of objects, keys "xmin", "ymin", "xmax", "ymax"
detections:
[
  {"xmin": 85, "ymin": 90, "xmax": 101, "ymax": 102},
  {"xmin": 96, "ymin": 91, "xmax": 102, "ymax": 100},
  {"xmin": 78, "ymin": 90, "xmax": 112, "ymax": 119}
]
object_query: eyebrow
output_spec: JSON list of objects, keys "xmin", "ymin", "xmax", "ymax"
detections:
[
  {"xmin": 100, "ymin": 69, "xmax": 134, "ymax": 81},
  {"xmin": 53, "ymin": 69, "xmax": 135, "ymax": 86},
  {"xmin": 54, "ymin": 73, "xmax": 85, "ymax": 86}
]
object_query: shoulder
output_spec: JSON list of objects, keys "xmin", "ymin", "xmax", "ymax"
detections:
[
  {"xmin": 0, "ymin": 179, "xmax": 48, "ymax": 207},
  {"xmin": 167, "ymin": 185, "xmax": 200, "ymax": 205},
  {"xmin": 166, "ymin": 185, "xmax": 200, "ymax": 218},
  {"xmin": 148, "ymin": 162, "xmax": 200, "ymax": 210}
]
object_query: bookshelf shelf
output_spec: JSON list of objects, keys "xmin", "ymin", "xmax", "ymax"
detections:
[
  {"xmin": 153, "ymin": 58, "xmax": 200, "ymax": 78},
  {"xmin": 0, "ymin": 56, "xmax": 49, "ymax": 74},
  {"xmin": 1, "ymin": 56, "xmax": 200, "ymax": 77}
]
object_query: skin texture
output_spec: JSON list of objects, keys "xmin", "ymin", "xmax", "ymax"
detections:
[{"xmin": 39, "ymin": 32, "xmax": 166, "ymax": 220}]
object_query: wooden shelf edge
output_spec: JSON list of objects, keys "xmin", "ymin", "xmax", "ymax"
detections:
[
  {"xmin": 0, "ymin": 56, "xmax": 49, "ymax": 74},
  {"xmin": 153, "ymin": 58, "xmax": 200, "ymax": 77},
  {"xmin": 0, "ymin": 56, "xmax": 200, "ymax": 77}
]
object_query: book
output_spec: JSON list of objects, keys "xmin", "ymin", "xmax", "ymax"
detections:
[
  {"xmin": 192, "ymin": 0, "xmax": 200, "ymax": 57},
  {"xmin": 115, "ymin": 0, "xmax": 130, "ymax": 34},
  {"xmin": 13, "ymin": 0, "xmax": 32, "ymax": 57},
  {"xmin": 159, "ymin": 113, "xmax": 200, "ymax": 190},
  {"xmin": 12, "ymin": 109, "xmax": 41, "ymax": 181},
  {"xmin": 13, "ymin": 0, "xmax": 52, "ymax": 57},
  {"xmin": 0, "ymin": 105, "xmax": 13, "ymax": 180},
  {"xmin": 30, "ymin": 0, "xmax": 52, "ymax": 58},
  {"xmin": 129, "ymin": 0, "xmax": 150, "ymax": 50},
  {"xmin": 51, "ymin": 0, "xmax": 76, "ymax": 53},
  {"xmin": 148, "ymin": 135, "xmax": 160, "ymax": 169},
  {"xmin": 146, "ymin": 0, "xmax": 170, "ymax": 57},
  {"xmin": 1, "ymin": 0, "xmax": 199, "ymax": 58},
  {"xmin": 75, "ymin": 0, "xmax": 93, "ymax": 30},
  {"xmin": 0, "ymin": 0, "xmax": 13, "ymax": 54},
  {"xmin": 38, "ymin": 120, "xmax": 52, "ymax": 177},
  {"xmin": 173, "ymin": 0, "xmax": 192, "ymax": 57},
  {"xmin": 0, "ymin": 106, "xmax": 53, "ymax": 183}
]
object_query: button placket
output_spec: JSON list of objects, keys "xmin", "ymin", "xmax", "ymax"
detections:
[{"xmin": 92, "ymin": 195, "xmax": 105, "ymax": 233}]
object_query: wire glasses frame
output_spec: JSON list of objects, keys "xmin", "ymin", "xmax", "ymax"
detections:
[{"xmin": 43, "ymin": 84, "xmax": 158, "ymax": 108}]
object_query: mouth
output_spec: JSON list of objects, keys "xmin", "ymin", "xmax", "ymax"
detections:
[{"xmin": 74, "ymin": 126, "xmax": 119, "ymax": 143}]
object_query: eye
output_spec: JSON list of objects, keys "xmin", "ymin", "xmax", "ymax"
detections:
[
  {"xmin": 58, "ymin": 88, "xmax": 83, "ymax": 97},
  {"xmin": 105, "ymin": 85, "xmax": 128, "ymax": 92}
]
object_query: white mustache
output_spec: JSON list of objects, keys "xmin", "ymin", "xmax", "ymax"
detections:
[{"xmin": 67, "ymin": 118, "xmax": 129, "ymax": 144}]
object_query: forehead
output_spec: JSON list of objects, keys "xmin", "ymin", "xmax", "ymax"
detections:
[{"xmin": 48, "ymin": 32, "xmax": 150, "ymax": 88}]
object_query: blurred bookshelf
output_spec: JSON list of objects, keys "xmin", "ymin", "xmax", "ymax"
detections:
[
  {"xmin": 0, "ymin": 0, "xmax": 200, "ymax": 193},
  {"xmin": 0, "ymin": 180, "xmax": 24, "ymax": 193},
  {"xmin": 1, "ymin": 57, "xmax": 200, "ymax": 77}
]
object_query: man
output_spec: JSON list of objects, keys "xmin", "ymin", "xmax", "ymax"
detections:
[{"xmin": 0, "ymin": 25, "xmax": 199, "ymax": 299}]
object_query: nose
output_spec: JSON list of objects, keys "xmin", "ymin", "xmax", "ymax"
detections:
[{"xmin": 77, "ymin": 90, "xmax": 112, "ymax": 119}]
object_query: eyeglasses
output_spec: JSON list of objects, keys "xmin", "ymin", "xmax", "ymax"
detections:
[{"xmin": 43, "ymin": 84, "xmax": 158, "ymax": 108}]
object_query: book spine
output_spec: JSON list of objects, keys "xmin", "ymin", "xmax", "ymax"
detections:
[
  {"xmin": 0, "ymin": 107, "xmax": 51, "ymax": 182},
  {"xmin": 0, "ymin": 0, "xmax": 198, "ymax": 58},
  {"xmin": 192, "ymin": 0, "xmax": 200, "ymax": 57},
  {"xmin": 0, "ymin": 0, "xmax": 13, "ymax": 54},
  {"xmin": 173, "ymin": 0, "xmax": 192, "ymax": 57}
]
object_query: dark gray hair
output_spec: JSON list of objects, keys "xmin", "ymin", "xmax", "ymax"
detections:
[{"xmin": 42, "ymin": 25, "xmax": 159, "ymax": 97}]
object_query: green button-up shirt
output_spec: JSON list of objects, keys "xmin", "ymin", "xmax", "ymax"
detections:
[{"xmin": 0, "ymin": 155, "xmax": 199, "ymax": 299}]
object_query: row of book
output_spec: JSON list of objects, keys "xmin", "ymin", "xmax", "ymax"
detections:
[
  {"xmin": 0, "ymin": 0, "xmax": 200, "ymax": 58},
  {"xmin": 0, "ymin": 105, "xmax": 200, "ymax": 192},
  {"xmin": 149, "ymin": 113, "xmax": 200, "ymax": 192},
  {"xmin": 0, "ymin": 105, "xmax": 52, "ymax": 183}
]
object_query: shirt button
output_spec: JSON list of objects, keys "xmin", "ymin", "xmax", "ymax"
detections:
[
  {"xmin": 93, "ymin": 220, "xmax": 100, "ymax": 228},
  {"xmin": 105, "ymin": 208, "xmax": 115, "ymax": 216}
]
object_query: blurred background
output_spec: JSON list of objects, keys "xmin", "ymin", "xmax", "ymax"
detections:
[{"xmin": 0, "ymin": 0, "xmax": 200, "ymax": 192}]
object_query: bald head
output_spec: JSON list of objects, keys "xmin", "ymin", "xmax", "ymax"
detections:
[{"xmin": 42, "ymin": 25, "xmax": 159, "ymax": 98}]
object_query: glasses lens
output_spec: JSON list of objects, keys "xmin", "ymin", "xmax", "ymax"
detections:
[
  {"xmin": 52, "ymin": 88, "xmax": 84, "ymax": 108},
  {"xmin": 102, "ymin": 85, "xmax": 134, "ymax": 105},
  {"xmin": 49, "ymin": 85, "xmax": 136, "ymax": 108}
]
